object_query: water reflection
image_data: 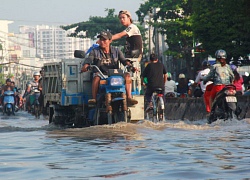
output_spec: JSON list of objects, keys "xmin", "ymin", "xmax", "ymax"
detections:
[{"xmin": 1, "ymin": 114, "xmax": 250, "ymax": 179}]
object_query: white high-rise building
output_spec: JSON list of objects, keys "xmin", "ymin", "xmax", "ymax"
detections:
[
  {"xmin": 16, "ymin": 25, "xmax": 91, "ymax": 60},
  {"xmin": 20, "ymin": 25, "xmax": 91, "ymax": 60},
  {"xmin": 0, "ymin": 20, "xmax": 13, "ymax": 62}
]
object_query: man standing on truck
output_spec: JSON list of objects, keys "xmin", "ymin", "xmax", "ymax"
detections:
[
  {"xmin": 112, "ymin": 10, "xmax": 143, "ymax": 59},
  {"xmin": 81, "ymin": 31, "xmax": 138, "ymax": 105}
]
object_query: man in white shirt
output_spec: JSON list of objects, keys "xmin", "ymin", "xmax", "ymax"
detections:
[
  {"xmin": 164, "ymin": 72, "xmax": 177, "ymax": 96},
  {"xmin": 194, "ymin": 60, "xmax": 213, "ymax": 113},
  {"xmin": 112, "ymin": 10, "xmax": 143, "ymax": 59}
]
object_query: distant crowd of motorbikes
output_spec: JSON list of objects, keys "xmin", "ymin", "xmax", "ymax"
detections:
[
  {"xmin": 0, "ymin": 80, "xmax": 43, "ymax": 118},
  {"xmin": 163, "ymin": 71, "xmax": 250, "ymax": 123},
  {"xmin": 1, "ymin": 69, "xmax": 249, "ymax": 124}
]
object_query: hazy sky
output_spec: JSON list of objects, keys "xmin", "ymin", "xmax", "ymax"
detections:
[{"xmin": 0, "ymin": 0, "xmax": 144, "ymax": 32}]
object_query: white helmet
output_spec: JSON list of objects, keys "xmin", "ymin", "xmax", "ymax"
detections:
[
  {"xmin": 179, "ymin": 73, "xmax": 185, "ymax": 79},
  {"xmin": 33, "ymin": 72, "xmax": 40, "ymax": 76}
]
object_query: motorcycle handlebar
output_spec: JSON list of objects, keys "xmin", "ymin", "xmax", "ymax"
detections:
[{"xmin": 83, "ymin": 65, "xmax": 133, "ymax": 79}]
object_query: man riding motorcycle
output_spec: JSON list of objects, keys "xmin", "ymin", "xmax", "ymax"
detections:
[
  {"xmin": 23, "ymin": 72, "xmax": 40, "ymax": 113},
  {"xmin": 1, "ymin": 79, "xmax": 15, "ymax": 114},
  {"xmin": 194, "ymin": 60, "xmax": 213, "ymax": 113},
  {"xmin": 81, "ymin": 30, "xmax": 138, "ymax": 105},
  {"xmin": 164, "ymin": 72, "xmax": 177, "ymax": 97},
  {"xmin": 203, "ymin": 49, "xmax": 234, "ymax": 116},
  {"xmin": 11, "ymin": 81, "xmax": 20, "ymax": 110}
]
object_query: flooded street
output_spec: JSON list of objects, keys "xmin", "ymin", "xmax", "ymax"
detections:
[{"xmin": 0, "ymin": 111, "xmax": 250, "ymax": 179}]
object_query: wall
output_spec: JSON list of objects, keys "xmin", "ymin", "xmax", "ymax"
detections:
[{"xmin": 165, "ymin": 96, "xmax": 250, "ymax": 120}]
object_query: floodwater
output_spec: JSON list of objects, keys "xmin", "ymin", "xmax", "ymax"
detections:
[{"xmin": 0, "ymin": 111, "xmax": 250, "ymax": 180}]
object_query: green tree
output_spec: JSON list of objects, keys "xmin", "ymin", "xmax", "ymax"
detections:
[
  {"xmin": 192, "ymin": 0, "xmax": 250, "ymax": 60},
  {"xmin": 61, "ymin": 9, "xmax": 147, "ymax": 53},
  {"xmin": 0, "ymin": 65, "xmax": 5, "ymax": 85},
  {"xmin": 136, "ymin": 0, "xmax": 195, "ymax": 78}
]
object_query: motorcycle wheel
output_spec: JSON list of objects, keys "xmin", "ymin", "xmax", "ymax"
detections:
[
  {"xmin": 225, "ymin": 102, "xmax": 237, "ymax": 120},
  {"xmin": 113, "ymin": 110, "xmax": 128, "ymax": 123},
  {"xmin": 7, "ymin": 109, "xmax": 11, "ymax": 116},
  {"xmin": 156, "ymin": 97, "xmax": 165, "ymax": 122},
  {"xmin": 34, "ymin": 105, "xmax": 40, "ymax": 119}
]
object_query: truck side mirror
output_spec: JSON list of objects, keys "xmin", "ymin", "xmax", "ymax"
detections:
[{"xmin": 74, "ymin": 50, "xmax": 85, "ymax": 58}]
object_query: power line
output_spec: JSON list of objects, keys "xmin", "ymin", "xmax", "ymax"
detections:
[
  {"xmin": 0, "ymin": 29, "xmax": 89, "ymax": 44},
  {"xmin": 0, "ymin": 35, "xmax": 78, "ymax": 55},
  {"xmin": 0, "ymin": 30, "xmax": 88, "ymax": 52},
  {"xmin": 1, "ymin": 18, "xmax": 69, "ymax": 25},
  {"xmin": 0, "ymin": 62, "xmax": 41, "ymax": 69}
]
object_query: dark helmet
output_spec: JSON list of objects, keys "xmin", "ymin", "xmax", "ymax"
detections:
[
  {"xmin": 215, "ymin": 49, "xmax": 227, "ymax": 59},
  {"xmin": 6, "ymin": 78, "xmax": 11, "ymax": 83},
  {"xmin": 202, "ymin": 60, "xmax": 210, "ymax": 67}
]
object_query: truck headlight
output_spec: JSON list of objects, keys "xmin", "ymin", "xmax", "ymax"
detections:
[{"xmin": 110, "ymin": 77, "xmax": 123, "ymax": 86}]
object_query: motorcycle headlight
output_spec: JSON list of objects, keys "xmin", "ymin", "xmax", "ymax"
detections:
[{"xmin": 110, "ymin": 77, "xmax": 123, "ymax": 86}]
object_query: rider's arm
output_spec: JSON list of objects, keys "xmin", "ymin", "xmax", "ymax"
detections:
[
  {"xmin": 174, "ymin": 82, "xmax": 177, "ymax": 91},
  {"xmin": 193, "ymin": 72, "xmax": 201, "ymax": 87},
  {"xmin": 117, "ymin": 49, "xmax": 130, "ymax": 66},
  {"xmin": 163, "ymin": 66, "xmax": 167, "ymax": 84},
  {"xmin": 228, "ymin": 66, "xmax": 235, "ymax": 83},
  {"xmin": 84, "ymin": 49, "xmax": 95, "ymax": 65},
  {"xmin": 195, "ymin": 72, "xmax": 201, "ymax": 83},
  {"xmin": 141, "ymin": 66, "xmax": 149, "ymax": 87},
  {"xmin": 81, "ymin": 50, "xmax": 95, "ymax": 72},
  {"xmin": 38, "ymin": 82, "xmax": 42, "ymax": 91},
  {"xmin": 163, "ymin": 74, "xmax": 167, "ymax": 84},
  {"xmin": 141, "ymin": 75, "xmax": 145, "ymax": 86},
  {"xmin": 112, "ymin": 31, "xmax": 127, "ymax": 41},
  {"xmin": 203, "ymin": 66, "xmax": 215, "ymax": 82}
]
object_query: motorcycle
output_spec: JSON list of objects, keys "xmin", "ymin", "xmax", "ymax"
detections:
[
  {"xmin": 208, "ymin": 84, "xmax": 241, "ymax": 124},
  {"xmin": 30, "ymin": 88, "xmax": 41, "ymax": 119},
  {"xmin": 88, "ymin": 65, "xmax": 132, "ymax": 125},
  {"xmin": 3, "ymin": 90, "xmax": 15, "ymax": 116},
  {"xmin": 165, "ymin": 92, "xmax": 176, "ymax": 98},
  {"xmin": 14, "ymin": 88, "xmax": 22, "ymax": 112}
]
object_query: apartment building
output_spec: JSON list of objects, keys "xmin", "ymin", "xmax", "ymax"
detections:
[{"xmin": 19, "ymin": 25, "xmax": 91, "ymax": 60}]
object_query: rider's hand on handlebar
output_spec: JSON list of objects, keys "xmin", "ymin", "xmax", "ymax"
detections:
[
  {"xmin": 81, "ymin": 64, "xmax": 89, "ymax": 73},
  {"xmin": 125, "ymin": 61, "xmax": 138, "ymax": 73}
]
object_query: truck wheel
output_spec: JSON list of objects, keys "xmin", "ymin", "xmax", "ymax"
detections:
[
  {"xmin": 107, "ymin": 111, "xmax": 112, "ymax": 125},
  {"xmin": 49, "ymin": 107, "xmax": 54, "ymax": 124},
  {"xmin": 35, "ymin": 105, "xmax": 39, "ymax": 119}
]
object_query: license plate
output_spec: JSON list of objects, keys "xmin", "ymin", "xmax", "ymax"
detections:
[{"xmin": 226, "ymin": 96, "xmax": 237, "ymax": 102}]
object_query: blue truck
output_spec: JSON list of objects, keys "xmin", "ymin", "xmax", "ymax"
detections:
[{"xmin": 43, "ymin": 54, "xmax": 144, "ymax": 127}]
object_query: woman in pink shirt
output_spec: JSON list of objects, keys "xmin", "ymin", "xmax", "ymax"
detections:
[{"xmin": 231, "ymin": 65, "xmax": 243, "ymax": 95}]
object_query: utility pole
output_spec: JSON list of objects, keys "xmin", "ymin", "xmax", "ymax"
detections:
[
  {"xmin": 153, "ymin": 8, "xmax": 160, "ymax": 59},
  {"xmin": 161, "ymin": 35, "xmax": 166, "ymax": 67},
  {"xmin": 148, "ymin": 24, "xmax": 151, "ymax": 56},
  {"xmin": 148, "ymin": 11, "xmax": 152, "ymax": 57},
  {"xmin": 8, "ymin": 55, "xmax": 11, "ymax": 76}
]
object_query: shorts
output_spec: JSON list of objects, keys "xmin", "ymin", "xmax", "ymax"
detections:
[{"xmin": 93, "ymin": 72, "xmax": 108, "ymax": 79}]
